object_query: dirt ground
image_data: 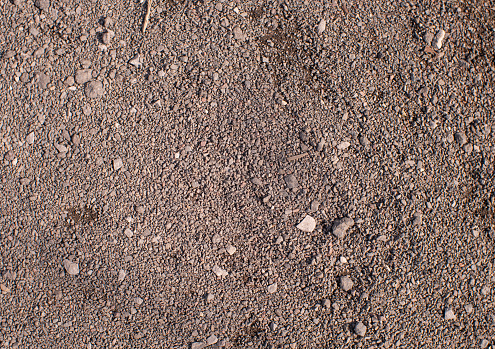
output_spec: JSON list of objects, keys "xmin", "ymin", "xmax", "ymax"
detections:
[{"xmin": 1, "ymin": 0, "xmax": 495, "ymax": 348}]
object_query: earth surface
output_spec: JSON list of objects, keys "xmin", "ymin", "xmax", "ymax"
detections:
[{"xmin": 1, "ymin": 0, "xmax": 495, "ymax": 348}]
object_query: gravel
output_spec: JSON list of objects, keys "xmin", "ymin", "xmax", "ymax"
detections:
[{"xmin": 1, "ymin": 0, "xmax": 494, "ymax": 347}]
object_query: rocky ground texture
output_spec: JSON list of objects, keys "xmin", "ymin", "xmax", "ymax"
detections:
[{"xmin": 1, "ymin": 0, "xmax": 495, "ymax": 348}]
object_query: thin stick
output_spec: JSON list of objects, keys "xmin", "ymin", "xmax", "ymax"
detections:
[{"xmin": 142, "ymin": 0, "xmax": 152, "ymax": 34}]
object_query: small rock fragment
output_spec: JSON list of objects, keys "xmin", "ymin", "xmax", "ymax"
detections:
[
  {"xmin": 36, "ymin": 72, "xmax": 50, "ymax": 89},
  {"xmin": 226, "ymin": 244, "xmax": 237, "ymax": 255},
  {"xmin": 424, "ymin": 31, "xmax": 434, "ymax": 46},
  {"xmin": 317, "ymin": 19, "xmax": 326, "ymax": 35},
  {"xmin": 75, "ymin": 69, "xmax": 92, "ymax": 84},
  {"xmin": 26, "ymin": 132, "xmax": 35, "ymax": 145},
  {"xmin": 72, "ymin": 134, "xmax": 80, "ymax": 146},
  {"xmin": 102, "ymin": 30, "xmax": 114, "ymax": 45},
  {"xmin": 85, "ymin": 80, "xmax": 105, "ymax": 98},
  {"xmin": 233, "ymin": 26, "xmax": 245, "ymax": 40},
  {"xmin": 359, "ymin": 135, "xmax": 370, "ymax": 147},
  {"xmin": 432, "ymin": 29, "xmax": 446, "ymax": 50},
  {"xmin": 34, "ymin": 0, "xmax": 50, "ymax": 11},
  {"xmin": 332, "ymin": 217, "xmax": 354, "ymax": 239},
  {"xmin": 136, "ymin": 206, "xmax": 145, "ymax": 214},
  {"xmin": 118, "ymin": 269, "xmax": 126, "ymax": 282},
  {"xmin": 191, "ymin": 342, "xmax": 205, "ymax": 349},
  {"xmin": 284, "ymin": 174, "xmax": 299, "ymax": 189},
  {"xmin": 454, "ymin": 132, "xmax": 467, "ymax": 146},
  {"xmin": 444, "ymin": 308, "xmax": 456, "ymax": 320},
  {"xmin": 206, "ymin": 335, "xmax": 218, "ymax": 345},
  {"xmin": 323, "ymin": 299, "xmax": 331, "ymax": 308},
  {"xmin": 340, "ymin": 276, "xmax": 354, "ymax": 291},
  {"xmin": 124, "ymin": 228, "xmax": 133, "ymax": 238},
  {"xmin": 54, "ymin": 143, "xmax": 68, "ymax": 153},
  {"xmin": 206, "ymin": 293, "xmax": 214, "ymax": 302},
  {"xmin": 251, "ymin": 177, "xmax": 263, "ymax": 186},
  {"xmin": 0, "ymin": 284, "xmax": 10, "ymax": 294},
  {"xmin": 412, "ymin": 212, "xmax": 422, "ymax": 226},
  {"xmin": 310, "ymin": 200, "xmax": 320, "ymax": 212},
  {"xmin": 354, "ymin": 322, "xmax": 367, "ymax": 336},
  {"xmin": 63, "ymin": 259, "xmax": 79, "ymax": 275},
  {"xmin": 212, "ymin": 234, "xmax": 221, "ymax": 244},
  {"xmin": 296, "ymin": 215, "xmax": 316, "ymax": 233},
  {"xmin": 267, "ymin": 283, "xmax": 278, "ymax": 294},
  {"xmin": 129, "ymin": 54, "xmax": 143, "ymax": 68},
  {"xmin": 212, "ymin": 265, "xmax": 228, "ymax": 277},
  {"xmin": 134, "ymin": 297, "xmax": 144, "ymax": 305},
  {"xmin": 113, "ymin": 158, "xmax": 123, "ymax": 171},
  {"xmin": 480, "ymin": 339, "xmax": 489, "ymax": 348},
  {"xmin": 465, "ymin": 304, "xmax": 473, "ymax": 314},
  {"xmin": 337, "ymin": 141, "xmax": 350, "ymax": 150}
]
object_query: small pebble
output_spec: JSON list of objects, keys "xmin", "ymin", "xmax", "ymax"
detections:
[
  {"xmin": 113, "ymin": 158, "xmax": 123, "ymax": 171},
  {"xmin": 233, "ymin": 26, "xmax": 245, "ymax": 40},
  {"xmin": 284, "ymin": 174, "xmax": 299, "ymax": 189},
  {"xmin": 134, "ymin": 297, "xmax": 143, "ymax": 305},
  {"xmin": 354, "ymin": 322, "xmax": 366, "ymax": 336},
  {"xmin": 212, "ymin": 265, "xmax": 228, "ymax": 277},
  {"xmin": 129, "ymin": 54, "xmax": 143, "ymax": 68},
  {"xmin": 317, "ymin": 19, "xmax": 326, "ymax": 35},
  {"xmin": 337, "ymin": 141, "xmax": 350, "ymax": 150},
  {"xmin": 34, "ymin": 0, "xmax": 50, "ymax": 11},
  {"xmin": 251, "ymin": 177, "xmax": 263, "ymax": 186},
  {"xmin": 332, "ymin": 217, "xmax": 354, "ymax": 239},
  {"xmin": 0, "ymin": 284, "xmax": 11, "ymax": 294},
  {"xmin": 226, "ymin": 244, "xmax": 237, "ymax": 255},
  {"xmin": 444, "ymin": 308, "xmax": 456, "ymax": 320},
  {"xmin": 75, "ymin": 69, "xmax": 92, "ymax": 84},
  {"xmin": 206, "ymin": 335, "xmax": 218, "ymax": 345},
  {"xmin": 267, "ymin": 283, "xmax": 278, "ymax": 294},
  {"xmin": 118, "ymin": 269, "xmax": 126, "ymax": 282},
  {"xmin": 296, "ymin": 215, "xmax": 316, "ymax": 232},
  {"xmin": 432, "ymin": 29, "xmax": 446, "ymax": 49},
  {"xmin": 191, "ymin": 342, "xmax": 205, "ymax": 349},
  {"xmin": 85, "ymin": 80, "xmax": 105, "ymax": 98},
  {"xmin": 340, "ymin": 276, "xmax": 354, "ymax": 292},
  {"xmin": 102, "ymin": 30, "xmax": 114, "ymax": 45},
  {"xmin": 63, "ymin": 259, "xmax": 79, "ymax": 276},
  {"xmin": 454, "ymin": 132, "xmax": 467, "ymax": 146},
  {"xmin": 412, "ymin": 212, "xmax": 422, "ymax": 226},
  {"xmin": 206, "ymin": 293, "xmax": 214, "ymax": 302},
  {"xmin": 26, "ymin": 132, "xmax": 35, "ymax": 145},
  {"xmin": 136, "ymin": 206, "xmax": 145, "ymax": 214},
  {"xmin": 124, "ymin": 228, "xmax": 133, "ymax": 238}
]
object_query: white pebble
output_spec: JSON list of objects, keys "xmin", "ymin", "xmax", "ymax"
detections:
[
  {"xmin": 212, "ymin": 265, "xmax": 228, "ymax": 277},
  {"xmin": 317, "ymin": 19, "xmax": 326, "ymax": 35},
  {"xmin": 433, "ymin": 29, "xmax": 446, "ymax": 50},
  {"xmin": 226, "ymin": 244, "xmax": 237, "ymax": 255},
  {"xmin": 118, "ymin": 269, "xmax": 127, "ymax": 282},
  {"xmin": 296, "ymin": 215, "xmax": 316, "ymax": 232},
  {"xmin": 267, "ymin": 283, "xmax": 278, "ymax": 294}
]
